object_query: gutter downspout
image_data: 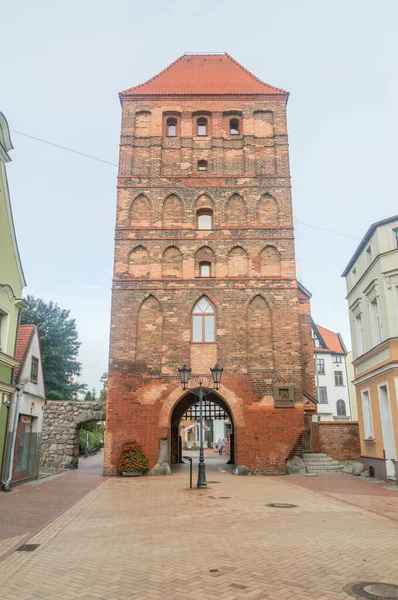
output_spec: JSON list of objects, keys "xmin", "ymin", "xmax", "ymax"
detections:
[
  {"xmin": 315, "ymin": 352, "xmax": 320, "ymax": 421},
  {"xmin": 344, "ymin": 354, "xmax": 353, "ymax": 421},
  {"xmin": 2, "ymin": 383, "xmax": 25, "ymax": 491}
]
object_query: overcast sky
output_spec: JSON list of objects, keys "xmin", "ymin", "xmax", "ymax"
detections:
[{"xmin": 2, "ymin": 0, "xmax": 398, "ymax": 393}]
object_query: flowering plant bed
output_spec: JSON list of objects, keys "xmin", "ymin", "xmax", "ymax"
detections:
[{"xmin": 117, "ymin": 441, "xmax": 149, "ymax": 475}]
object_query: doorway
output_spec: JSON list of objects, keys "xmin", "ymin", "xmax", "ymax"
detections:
[
  {"xmin": 378, "ymin": 383, "xmax": 396, "ymax": 479},
  {"xmin": 13, "ymin": 414, "xmax": 37, "ymax": 481},
  {"xmin": 170, "ymin": 390, "xmax": 235, "ymax": 466}
]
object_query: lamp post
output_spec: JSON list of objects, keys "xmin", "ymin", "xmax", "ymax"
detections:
[{"xmin": 178, "ymin": 363, "xmax": 223, "ymax": 489}]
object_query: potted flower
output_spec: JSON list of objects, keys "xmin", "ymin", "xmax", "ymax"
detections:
[{"xmin": 117, "ymin": 441, "xmax": 149, "ymax": 476}]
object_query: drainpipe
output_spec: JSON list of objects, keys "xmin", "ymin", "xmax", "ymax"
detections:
[
  {"xmin": 2, "ymin": 383, "xmax": 25, "ymax": 491},
  {"xmin": 344, "ymin": 354, "xmax": 353, "ymax": 421},
  {"xmin": 314, "ymin": 352, "xmax": 320, "ymax": 421}
]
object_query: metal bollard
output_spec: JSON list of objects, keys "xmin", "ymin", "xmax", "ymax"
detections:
[{"xmin": 183, "ymin": 456, "xmax": 193, "ymax": 489}]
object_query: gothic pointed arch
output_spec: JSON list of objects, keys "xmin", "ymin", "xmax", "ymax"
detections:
[
  {"xmin": 194, "ymin": 246, "xmax": 216, "ymax": 277},
  {"xmin": 225, "ymin": 194, "xmax": 247, "ymax": 226},
  {"xmin": 256, "ymin": 193, "xmax": 279, "ymax": 227},
  {"xmin": 162, "ymin": 194, "xmax": 184, "ymax": 228},
  {"xmin": 136, "ymin": 295, "xmax": 163, "ymax": 373},
  {"xmin": 192, "ymin": 296, "xmax": 216, "ymax": 343},
  {"xmin": 228, "ymin": 246, "xmax": 248, "ymax": 276},
  {"xmin": 128, "ymin": 245, "xmax": 150, "ymax": 277},
  {"xmin": 130, "ymin": 194, "xmax": 152, "ymax": 227},
  {"xmin": 162, "ymin": 246, "xmax": 183, "ymax": 278},
  {"xmin": 260, "ymin": 245, "xmax": 281, "ymax": 277},
  {"xmin": 247, "ymin": 295, "xmax": 273, "ymax": 372}
]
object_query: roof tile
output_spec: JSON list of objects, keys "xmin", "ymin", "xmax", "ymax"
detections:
[
  {"xmin": 121, "ymin": 53, "xmax": 288, "ymax": 97},
  {"xmin": 316, "ymin": 325, "xmax": 344, "ymax": 354},
  {"xmin": 15, "ymin": 324, "xmax": 35, "ymax": 378}
]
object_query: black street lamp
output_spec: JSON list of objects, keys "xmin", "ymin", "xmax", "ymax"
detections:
[{"xmin": 178, "ymin": 363, "xmax": 223, "ymax": 489}]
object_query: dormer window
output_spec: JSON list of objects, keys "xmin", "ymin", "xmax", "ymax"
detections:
[
  {"xmin": 230, "ymin": 119, "xmax": 239, "ymax": 135},
  {"xmin": 197, "ymin": 160, "xmax": 207, "ymax": 171},
  {"xmin": 197, "ymin": 118, "xmax": 207, "ymax": 136},
  {"xmin": 365, "ymin": 245, "xmax": 372, "ymax": 266},
  {"xmin": 167, "ymin": 118, "xmax": 177, "ymax": 137}
]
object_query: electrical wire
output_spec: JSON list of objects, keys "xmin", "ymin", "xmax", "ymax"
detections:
[
  {"xmin": 10, "ymin": 127, "xmax": 361, "ymax": 241},
  {"xmin": 294, "ymin": 219, "xmax": 360, "ymax": 240},
  {"xmin": 10, "ymin": 129, "xmax": 118, "ymax": 167}
]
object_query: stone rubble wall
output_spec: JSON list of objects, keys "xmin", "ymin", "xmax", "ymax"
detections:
[{"xmin": 40, "ymin": 400, "xmax": 106, "ymax": 471}]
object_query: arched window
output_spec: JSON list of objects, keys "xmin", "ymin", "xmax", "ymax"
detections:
[
  {"xmin": 197, "ymin": 160, "xmax": 208, "ymax": 171},
  {"xmin": 230, "ymin": 119, "xmax": 239, "ymax": 135},
  {"xmin": 197, "ymin": 209, "xmax": 213, "ymax": 230},
  {"xmin": 199, "ymin": 262, "xmax": 211, "ymax": 277},
  {"xmin": 197, "ymin": 118, "xmax": 207, "ymax": 136},
  {"xmin": 336, "ymin": 400, "xmax": 346, "ymax": 416},
  {"xmin": 192, "ymin": 298, "xmax": 215, "ymax": 343},
  {"xmin": 167, "ymin": 118, "xmax": 177, "ymax": 137}
]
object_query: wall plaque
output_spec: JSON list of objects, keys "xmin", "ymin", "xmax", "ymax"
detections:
[{"xmin": 273, "ymin": 386, "xmax": 295, "ymax": 408}]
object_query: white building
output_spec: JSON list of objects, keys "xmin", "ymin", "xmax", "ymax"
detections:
[
  {"xmin": 312, "ymin": 322, "xmax": 351, "ymax": 421},
  {"xmin": 9, "ymin": 324, "xmax": 46, "ymax": 483}
]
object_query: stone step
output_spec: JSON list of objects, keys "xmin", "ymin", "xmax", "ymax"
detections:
[
  {"xmin": 305, "ymin": 465, "xmax": 344, "ymax": 472},
  {"xmin": 302, "ymin": 453, "xmax": 337, "ymax": 459},
  {"xmin": 302, "ymin": 453, "xmax": 328, "ymax": 458},
  {"xmin": 304, "ymin": 460, "xmax": 340, "ymax": 467},
  {"xmin": 302, "ymin": 457, "xmax": 338, "ymax": 464}
]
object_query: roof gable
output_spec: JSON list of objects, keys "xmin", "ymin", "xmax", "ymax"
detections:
[
  {"xmin": 15, "ymin": 324, "xmax": 35, "ymax": 378},
  {"xmin": 316, "ymin": 325, "xmax": 345, "ymax": 354},
  {"xmin": 120, "ymin": 53, "xmax": 288, "ymax": 98}
]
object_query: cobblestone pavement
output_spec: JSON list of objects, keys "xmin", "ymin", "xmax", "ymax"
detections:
[
  {"xmin": 0, "ymin": 451, "xmax": 104, "ymax": 558},
  {"xmin": 286, "ymin": 472, "xmax": 398, "ymax": 523},
  {"xmin": 1, "ymin": 459, "xmax": 398, "ymax": 599}
]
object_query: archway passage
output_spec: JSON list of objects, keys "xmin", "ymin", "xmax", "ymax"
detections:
[{"xmin": 170, "ymin": 391, "xmax": 235, "ymax": 467}]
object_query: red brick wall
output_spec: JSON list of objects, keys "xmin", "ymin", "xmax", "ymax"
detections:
[
  {"xmin": 104, "ymin": 85, "xmax": 315, "ymax": 476},
  {"xmin": 312, "ymin": 422, "xmax": 360, "ymax": 460}
]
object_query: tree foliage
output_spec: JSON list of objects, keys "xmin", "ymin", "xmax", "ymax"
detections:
[
  {"xmin": 99, "ymin": 372, "xmax": 107, "ymax": 402},
  {"xmin": 21, "ymin": 295, "xmax": 86, "ymax": 400}
]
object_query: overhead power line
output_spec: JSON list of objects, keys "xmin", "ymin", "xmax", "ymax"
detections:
[
  {"xmin": 10, "ymin": 129, "xmax": 118, "ymax": 167},
  {"xmin": 294, "ymin": 219, "xmax": 360, "ymax": 241},
  {"xmin": 10, "ymin": 127, "xmax": 360, "ymax": 242}
]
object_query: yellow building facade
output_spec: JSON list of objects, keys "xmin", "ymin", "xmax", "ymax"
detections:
[{"xmin": 343, "ymin": 216, "xmax": 398, "ymax": 480}]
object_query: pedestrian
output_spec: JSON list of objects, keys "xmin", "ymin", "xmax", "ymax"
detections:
[{"xmin": 217, "ymin": 438, "xmax": 224, "ymax": 455}]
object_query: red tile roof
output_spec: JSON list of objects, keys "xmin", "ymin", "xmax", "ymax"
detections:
[
  {"xmin": 15, "ymin": 324, "xmax": 35, "ymax": 378},
  {"xmin": 316, "ymin": 325, "xmax": 345, "ymax": 354},
  {"xmin": 120, "ymin": 53, "xmax": 288, "ymax": 97}
]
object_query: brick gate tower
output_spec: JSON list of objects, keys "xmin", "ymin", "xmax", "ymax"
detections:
[{"xmin": 104, "ymin": 53, "xmax": 316, "ymax": 476}]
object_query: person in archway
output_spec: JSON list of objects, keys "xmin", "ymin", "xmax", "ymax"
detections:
[{"xmin": 217, "ymin": 438, "xmax": 224, "ymax": 456}]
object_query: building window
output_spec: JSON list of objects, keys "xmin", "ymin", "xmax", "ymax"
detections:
[
  {"xmin": 355, "ymin": 313, "xmax": 364, "ymax": 355},
  {"xmin": 166, "ymin": 118, "xmax": 177, "ymax": 137},
  {"xmin": 334, "ymin": 371, "xmax": 344, "ymax": 386},
  {"xmin": 318, "ymin": 386, "xmax": 328, "ymax": 403},
  {"xmin": 199, "ymin": 262, "xmax": 211, "ymax": 277},
  {"xmin": 192, "ymin": 298, "xmax": 215, "ymax": 343},
  {"xmin": 197, "ymin": 160, "xmax": 208, "ymax": 171},
  {"xmin": 333, "ymin": 355, "xmax": 343, "ymax": 363},
  {"xmin": 370, "ymin": 297, "xmax": 382, "ymax": 344},
  {"xmin": 361, "ymin": 389, "xmax": 374, "ymax": 439},
  {"xmin": 230, "ymin": 118, "xmax": 239, "ymax": 135},
  {"xmin": 365, "ymin": 245, "xmax": 372, "ymax": 266},
  {"xmin": 197, "ymin": 118, "xmax": 207, "ymax": 136},
  {"xmin": 31, "ymin": 356, "xmax": 39, "ymax": 383},
  {"xmin": 336, "ymin": 399, "xmax": 346, "ymax": 416},
  {"xmin": 197, "ymin": 209, "xmax": 213, "ymax": 230},
  {"xmin": 316, "ymin": 358, "xmax": 325, "ymax": 375},
  {"xmin": 395, "ymin": 229, "xmax": 398, "ymax": 248}
]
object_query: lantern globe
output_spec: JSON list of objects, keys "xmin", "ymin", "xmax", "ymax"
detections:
[
  {"xmin": 178, "ymin": 364, "xmax": 191, "ymax": 389},
  {"xmin": 210, "ymin": 364, "xmax": 223, "ymax": 389}
]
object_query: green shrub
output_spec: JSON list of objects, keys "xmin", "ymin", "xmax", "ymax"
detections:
[{"xmin": 117, "ymin": 441, "xmax": 149, "ymax": 474}]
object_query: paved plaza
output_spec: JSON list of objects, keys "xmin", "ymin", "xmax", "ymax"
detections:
[{"xmin": 1, "ymin": 455, "xmax": 398, "ymax": 599}]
